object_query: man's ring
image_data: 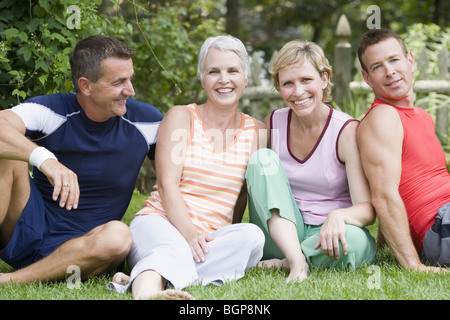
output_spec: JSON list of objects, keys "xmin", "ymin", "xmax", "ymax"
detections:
[{"xmin": 63, "ymin": 183, "xmax": 69, "ymax": 188}]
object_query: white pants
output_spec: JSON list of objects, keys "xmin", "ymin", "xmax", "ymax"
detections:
[{"xmin": 108, "ymin": 214, "xmax": 264, "ymax": 292}]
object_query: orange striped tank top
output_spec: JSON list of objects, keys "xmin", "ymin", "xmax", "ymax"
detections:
[{"xmin": 136, "ymin": 104, "xmax": 258, "ymax": 233}]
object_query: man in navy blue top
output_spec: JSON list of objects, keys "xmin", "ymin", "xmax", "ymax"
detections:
[{"xmin": 0, "ymin": 35, "xmax": 163, "ymax": 284}]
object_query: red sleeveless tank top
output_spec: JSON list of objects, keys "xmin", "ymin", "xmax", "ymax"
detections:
[{"xmin": 362, "ymin": 100, "xmax": 450, "ymax": 252}]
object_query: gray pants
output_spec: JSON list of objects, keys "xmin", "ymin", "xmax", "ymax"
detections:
[
  {"xmin": 421, "ymin": 202, "xmax": 450, "ymax": 267},
  {"xmin": 109, "ymin": 214, "xmax": 264, "ymax": 292}
]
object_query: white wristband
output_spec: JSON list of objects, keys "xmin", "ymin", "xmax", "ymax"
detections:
[{"xmin": 29, "ymin": 147, "xmax": 57, "ymax": 170}]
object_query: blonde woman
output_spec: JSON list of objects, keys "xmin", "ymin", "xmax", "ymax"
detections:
[{"xmin": 246, "ymin": 41, "xmax": 376, "ymax": 283}]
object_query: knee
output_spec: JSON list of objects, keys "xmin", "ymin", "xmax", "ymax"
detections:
[
  {"xmin": 93, "ymin": 221, "xmax": 132, "ymax": 261},
  {"xmin": 345, "ymin": 226, "xmax": 376, "ymax": 262},
  {"xmin": 236, "ymin": 223, "xmax": 265, "ymax": 253},
  {"xmin": 252, "ymin": 224, "xmax": 266, "ymax": 251}
]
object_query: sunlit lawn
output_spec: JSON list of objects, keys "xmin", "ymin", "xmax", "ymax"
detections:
[{"xmin": 0, "ymin": 191, "xmax": 448, "ymax": 301}]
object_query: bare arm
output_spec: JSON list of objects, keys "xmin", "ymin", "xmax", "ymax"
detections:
[
  {"xmin": 336, "ymin": 121, "xmax": 376, "ymax": 227},
  {"xmin": 0, "ymin": 110, "xmax": 79, "ymax": 210},
  {"xmin": 233, "ymin": 119, "xmax": 268, "ymax": 223},
  {"xmin": 356, "ymin": 105, "xmax": 439, "ymax": 271},
  {"xmin": 155, "ymin": 106, "xmax": 212, "ymax": 263},
  {"xmin": 0, "ymin": 110, "xmax": 35, "ymax": 161},
  {"xmin": 315, "ymin": 121, "xmax": 376, "ymax": 258}
]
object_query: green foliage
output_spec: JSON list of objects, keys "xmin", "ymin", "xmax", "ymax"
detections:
[
  {"xmin": 107, "ymin": 0, "xmax": 224, "ymax": 112},
  {"xmin": 0, "ymin": 0, "xmax": 225, "ymax": 112},
  {"xmin": 403, "ymin": 23, "xmax": 450, "ymax": 80},
  {"xmin": 0, "ymin": 0, "xmax": 104, "ymax": 108}
]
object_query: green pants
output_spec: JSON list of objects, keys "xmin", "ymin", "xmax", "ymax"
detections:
[{"xmin": 246, "ymin": 149, "xmax": 376, "ymax": 269}]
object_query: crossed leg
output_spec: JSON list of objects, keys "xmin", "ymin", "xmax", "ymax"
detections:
[
  {"xmin": 0, "ymin": 220, "xmax": 132, "ymax": 284},
  {"xmin": 0, "ymin": 159, "xmax": 132, "ymax": 285}
]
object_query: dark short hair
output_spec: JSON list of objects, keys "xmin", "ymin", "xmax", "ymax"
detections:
[
  {"xmin": 357, "ymin": 28, "xmax": 408, "ymax": 72},
  {"xmin": 69, "ymin": 35, "xmax": 136, "ymax": 93}
]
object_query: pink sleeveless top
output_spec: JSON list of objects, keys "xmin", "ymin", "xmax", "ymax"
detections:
[{"xmin": 270, "ymin": 106, "xmax": 356, "ymax": 225}]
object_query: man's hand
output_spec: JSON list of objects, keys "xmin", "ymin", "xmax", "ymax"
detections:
[
  {"xmin": 39, "ymin": 159, "xmax": 80, "ymax": 210},
  {"xmin": 414, "ymin": 263, "xmax": 448, "ymax": 273}
]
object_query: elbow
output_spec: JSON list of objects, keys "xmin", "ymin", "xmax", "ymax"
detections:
[
  {"xmin": 370, "ymin": 189, "xmax": 401, "ymax": 221},
  {"xmin": 362, "ymin": 201, "xmax": 377, "ymax": 226},
  {"xmin": 367, "ymin": 205, "xmax": 377, "ymax": 226},
  {"xmin": 156, "ymin": 178, "xmax": 180, "ymax": 202}
]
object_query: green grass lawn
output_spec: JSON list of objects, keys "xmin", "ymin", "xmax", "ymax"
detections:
[{"xmin": 0, "ymin": 191, "xmax": 448, "ymax": 301}]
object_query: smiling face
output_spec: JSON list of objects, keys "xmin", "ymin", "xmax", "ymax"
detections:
[
  {"xmin": 361, "ymin": 37, "xmax": 415, "ymax": 107},
  {"xmin": 278, "ymin": 59, "xmax": 328, "ymax": 117},
  {"xmin": 81, "ymin": 57, "xmax": 136, "ymax": 122},
  {"xmin": 201, "ymin": 48, "xmax": 248, "ymax": 109}
]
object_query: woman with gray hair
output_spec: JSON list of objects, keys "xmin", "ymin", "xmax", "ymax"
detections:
[{"xmin": 109, "ymin": 35, "xmax": 266, "ymax": 300}]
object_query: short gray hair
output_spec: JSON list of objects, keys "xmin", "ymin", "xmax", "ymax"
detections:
[{"xmin": 197, "ymin": 35, "xmax": 250, "ymax": 82}]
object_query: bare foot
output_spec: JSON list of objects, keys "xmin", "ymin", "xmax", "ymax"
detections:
[
  {"xmin": 139, "ymin": 289, "xmax": 194, "ymax": 300},
  {"xmin": 0, "ymin": 273, "xmax": 13, "ymax": 285},
  {"xmin": 258, "ymin": 258, "xmax": 286, "ymax": 269},
  {"xmin": 258, "ymin": 258, "xmax": 309, "ymax": 283},
  {"xmin": 112, "ymin": 272, "xmax": 130, "ymax": 285},
  {"xmin": 132, "ymin": 270, "xmax": 195, "ymax": 300},
  {"xmin": 286, "ymin": 264, "xmax": 309, "ymax": 283}
]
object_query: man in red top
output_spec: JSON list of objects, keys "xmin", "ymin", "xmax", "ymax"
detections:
[{"xmin": 356, "ymin": 28, "xmax": 450, "ymax": 271}]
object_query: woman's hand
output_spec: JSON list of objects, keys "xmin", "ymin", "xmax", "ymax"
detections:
[
  {"xmin": 314, "ymin": 209, "xmax": 348, "ymax": 259},
  {"xmin": 186, "ymin": 231, "xmax": 214, "ymax": 263}
]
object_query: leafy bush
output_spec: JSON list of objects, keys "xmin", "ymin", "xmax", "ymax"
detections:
[
  {"xmin": 0, "ymin": 0, "xmax": 225, "ymax": 112},
  {"xmin": 107, "ymin": 1, "xmax": 224, "ymax": 112},
  {"xmin": 0, "ymin": 0, "xmax": 104, "ymax": 108}
]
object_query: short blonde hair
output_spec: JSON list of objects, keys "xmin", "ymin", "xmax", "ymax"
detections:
[{"xmin": 270, "ymin": 41, "xmax": 333, "ymax": 103}]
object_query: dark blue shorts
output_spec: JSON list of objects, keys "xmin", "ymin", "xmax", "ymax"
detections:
[{"xmin": 0, "ymin": 179, "xmax": 87, "ymax": 269}]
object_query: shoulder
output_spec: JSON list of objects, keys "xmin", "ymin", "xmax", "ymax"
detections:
[
  {"xmin": 16, "ymin": 93, "xmax": 77, "ymax": 114},
  {"xmin": 331, "ymin": 107, "xmax": 354, "ymax": 122},
  {"xmin": 337, "ymin": 120, "xmax": 359, "ymax": 163},
  {"xmin": 160, "ymin": 104, "xmax": 192, "ymax": 131},
  {"xmin": 357, "ymin": 104, "xmax": 402, "ymax": 138},
  {"xmin": 25, "ymin": 93, "xmax": 75, "ymax": 105},
  {"xmin": 360, "ymin": 103, "xmax": 400, "ymax": 124},
  {"xmin": 356, "ymin": 104, "xmax": 403, "ymax": 158},
  {"xmin": 267, "ymin": 107, "xmax": 289, "ymax": 127},
  {"xmin": 272, "ymin": 107, "xmax": 290, "ymax": 117},
  {"xmin": 330, "ymin": 107, "xmax": 356, "ymax": 133},
  {"xmin": 165, "ymin": 104, "xmax": 192, "ymax": 118},
  {"xmin": 339, "ymin": 119, "xmax": 358, "ymax": 138},
  {"xmin": 9, "ymin": 94, "xmax": 77, "ymax": 134},
  {"xmin": 124, "ymin": 98, "xmax": 163, "ymax": 121},
  {"xmin": 242, "ymin": 113, "xmax": 266, "ymax": 130}
]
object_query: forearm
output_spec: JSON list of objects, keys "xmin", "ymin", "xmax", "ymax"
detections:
[
  {"xmin": 372, "ymin": 195, "xmax": 421, "ymax": 269},
  {"xmin": 0, "ymin": 117, "xmax": 36, "ymax": 162},
  {"xmin": 158, "ymin": 183, "xmax": 197, "ymax": 238},
  {"xmin": 335, "ymin": 201, "xmax": 376, "ymax": 228}
]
